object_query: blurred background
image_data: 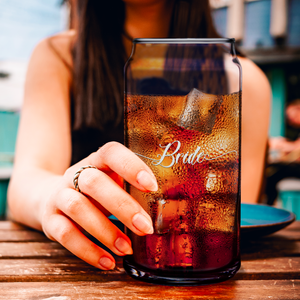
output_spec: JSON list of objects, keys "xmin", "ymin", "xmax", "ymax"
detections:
[
  {"xmin": 0, "ymin": 0, "xmax": 300, "ymax": 219},
  {"xmin": 0, "ymin": 0, "xmax": 69, "ymax": 218}
]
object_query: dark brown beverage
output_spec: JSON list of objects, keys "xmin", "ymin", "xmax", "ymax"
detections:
[{"xmin": 124, "ymin": 91, "xmax": 241, "ymax": 284}]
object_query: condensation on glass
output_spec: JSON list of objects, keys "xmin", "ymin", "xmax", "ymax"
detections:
[{"xmin": 124, "ymin": 38, "xmax": 242, "ymax": 285}]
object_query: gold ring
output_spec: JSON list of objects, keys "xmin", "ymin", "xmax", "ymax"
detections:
[{"xmin": 73, "ymin": 165, "xmax": 98, "ymax": 193}]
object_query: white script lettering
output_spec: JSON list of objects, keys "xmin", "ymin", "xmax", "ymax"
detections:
[{"xmin": 135, "ymin": 141, "xmax": 238, "ymax": 168}]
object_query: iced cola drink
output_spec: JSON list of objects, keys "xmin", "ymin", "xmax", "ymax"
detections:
[{"xmin": 124, "ymin": 39, "xmax": 241, "ymax": 285}]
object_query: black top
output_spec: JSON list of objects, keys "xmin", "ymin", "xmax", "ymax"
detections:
[{"xmin": 70, "ymin": 122, "xmax": 124, "ymax": 165}]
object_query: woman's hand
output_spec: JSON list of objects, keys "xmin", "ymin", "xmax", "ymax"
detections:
[{"xmin": 39, "ymin": 142, "xmax": 158, "ymax": 270}]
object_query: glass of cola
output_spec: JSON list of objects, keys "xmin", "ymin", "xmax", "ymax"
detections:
[{"xmin": 124, "ymin": 38, "xmax": 242, "ymax": 285}]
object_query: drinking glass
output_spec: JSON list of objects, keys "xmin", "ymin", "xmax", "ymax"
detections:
[{"xmin": 124, "ymin": 38, "xmax": 241, "ymax": 285}]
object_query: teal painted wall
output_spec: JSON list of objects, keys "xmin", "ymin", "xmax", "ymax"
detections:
[
  {"xmin": 0, "ymin": 111, "xmax": 19, "ymax": 167},
  {"xmin": 268, "ymin": 69, "xmax": 286, "ymax": 137}
]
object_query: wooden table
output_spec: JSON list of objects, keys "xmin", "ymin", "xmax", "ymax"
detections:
[{"xmin": 0, "ymin": 221, "xmax": 299, "ymax": 299}]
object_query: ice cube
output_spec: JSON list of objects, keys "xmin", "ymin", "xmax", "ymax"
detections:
[
  {"xmin": 154, "ymin": 198, "xmax": 171, "ymax": 234},
  {"xmin": 177, "ymin": 88, "xmax": 223, "ymax": 134}
]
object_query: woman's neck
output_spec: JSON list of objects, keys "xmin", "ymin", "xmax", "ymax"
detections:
[{"xmin": 123, "ymin": 0, "xmax": 174, "ymax": 39}]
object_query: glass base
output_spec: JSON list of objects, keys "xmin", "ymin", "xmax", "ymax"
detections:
[{"xmin": 123, "ymin": 257, "xmax": 240, "ymax": 286}]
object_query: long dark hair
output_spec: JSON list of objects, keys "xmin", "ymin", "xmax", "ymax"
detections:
[{"xmin": 72, "ymin": 0, "xmax": 222, "ymax": 131}]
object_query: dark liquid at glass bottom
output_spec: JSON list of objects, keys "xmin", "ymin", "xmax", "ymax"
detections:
[
  {"xmin": 123, "ymin": 256, "xmax": 240, "ymax": 285},
  {"xmin": 123, "ymin": 228, "xmax": 240, "ymax": 285}
]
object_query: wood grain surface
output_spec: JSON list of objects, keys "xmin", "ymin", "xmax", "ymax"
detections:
[
  {"xmin": 0, "ymin": 221, "xmax": 299, "ymax": 299},
  {"xmin": 0, "ymin": 280, "xmax": 299, "ymax": 300}
]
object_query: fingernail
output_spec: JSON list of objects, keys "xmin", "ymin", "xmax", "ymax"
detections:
[
  {"xmin": 115, "ymin": 237, "xmax": 133, "ymax": 255},
  {"xmin": 132, "ymin": 212, "xmax": 154, "ymax": 234},
  {"xmin": 136, "ymin": 170, "xmax": 158, "ymax": 192},
  {"xmin": 99, "ymin": 257, "xmax": 115, "ymax": 270}
]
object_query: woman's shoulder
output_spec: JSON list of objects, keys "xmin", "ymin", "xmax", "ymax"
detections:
[
  {"xmin": 238, "ymin": 56, "xmax": 271, "ymax": 136},
  {"xmin": 237, "ymin": 56, "xmax": 271, "ymax": 113},
  {"xmin": 30, "ymin": 30, "xmax": 76, "ymax": 70},
  {"xmin": 25, "ymin": 30, "xmax": 76, "ymax": 93},
  {"xmin": 238, "ymin": 56, "xmax": 270, "ymax": 94}
]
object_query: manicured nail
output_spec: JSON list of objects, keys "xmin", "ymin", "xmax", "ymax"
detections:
[
  {"xmin": 115, "ymin": 237, "xmax": 133, "ymax": 255},
  {"xmin": 132, "ymin": 212, "xmax": 154, "ymax": 234},
  {"xmin": 99, "ymin": 257, "xmax": 115, "ymax": 270},
  {"xmin": 136, "ymin": 170, "xmax": 158, "ymax": 192}
]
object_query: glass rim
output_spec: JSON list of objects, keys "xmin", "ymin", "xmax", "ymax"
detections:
[{"xmin": 133, "ymin": 38, "xmax": 235, "ymax": 44}]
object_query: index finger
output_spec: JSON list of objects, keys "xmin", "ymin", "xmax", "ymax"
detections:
[{"xmin": 84, "ymin": 142, "xmax": 158, "ymax": 193}]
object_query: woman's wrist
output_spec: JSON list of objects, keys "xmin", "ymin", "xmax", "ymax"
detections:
[{"xmin": 8, "ymin": 167, "xmax": 63, "ymax": 231}]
